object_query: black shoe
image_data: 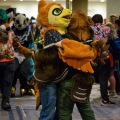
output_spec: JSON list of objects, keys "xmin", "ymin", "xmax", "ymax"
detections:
[
  {"xmin": 101, "ymin": 99, "xmax": 115, "ymax": 106},
  {"xmin": 1, "ymin": 102, "xmax": 11, "ymax": 111}
]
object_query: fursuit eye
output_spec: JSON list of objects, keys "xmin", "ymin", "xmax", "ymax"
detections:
[
  {"xmin": 16, "ymin": 20, "xmax": 20, "ymax": 24},
  {"xmin": 53, "ymin": 8, "xmax": 62, "ymax": 16},
  {"xmin": 24, "ymin": 20, "xmax": 26, "ymax": 24}
]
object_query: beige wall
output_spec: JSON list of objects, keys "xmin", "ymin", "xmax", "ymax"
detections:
[
  {"xmin": 0, "ymin": 1, "xmax": 66, "ymax": 19},
  {"xmin": 88, "ymin": 2, "xmax": 106, "ymax": 19},
  {"xmin": 0, "ymin": 1, "xmax": 106, "ymax": 19},
  {"xmin": 107, "ymin": 0, "xmax": 120, "ymax": 22}
]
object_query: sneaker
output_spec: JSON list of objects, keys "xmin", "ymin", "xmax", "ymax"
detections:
[
  {"xmin": 1, "ymin": 102, "xmax": 11, "ymax": 111},
  {"xmin": 109, "ymin": 91, "xmax": 118, "ymax": 98},
  {"xmin": 101, "ymin": 100, "xmax": 115, "ymax": 106}
]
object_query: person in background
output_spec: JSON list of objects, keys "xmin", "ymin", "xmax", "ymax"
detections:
[
  {"xmin": 0, "ymin": 9, "xmax": 15, "ymax": 110},
  {"xmin": 0, "ymin": 8, "xmax": 32, "ymax": 110},
  {"xmin": 30, "ymin": 19, "xmax": 40, "ymax": 50},
  {"xmin": 0, "ymin": 8, "xmax": 15, "ymax": 111},
  {"xmin": 109, "ymin": 14, "xmax": 118, "ymax": 25},
  {"xmin": 113, "ymin": 19, "xmax": 120, "ymax": 95},
  {"xmin": 114, "ymin": 19, "xmax": 120, "ymax": 38},
  {"xmin": 91, "ymin": 14, "xmax": 115, "ymax": 105},
  {"xmin": 106, "ymin": 22, "xmax": 118, "ymax": 98},
  {"xmin": 11, "ymin": 13, "xmax": 35, "ymax": 97}
]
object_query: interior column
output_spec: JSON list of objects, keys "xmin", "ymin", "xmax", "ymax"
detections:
[{"xmin": 72, "ymin": 0, "xmax": 88, "ymax": 14}]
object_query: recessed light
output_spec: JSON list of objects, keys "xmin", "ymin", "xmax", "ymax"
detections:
[
  {"xmin": 100, "ymin": 0, "xmax": 105, "ymax": 2},
  {"xmin": 36, "ymin": 0, "xmax": 39, "ymax": 1},
  {"xmin": 20, "ymin": 0, "xmax": 23, "ymax": 1},
  {"xmin": 53, "ymin": 0, "xmax": 56, "ymax": 1},
  {"xmin": 4, "ymin": 0, "xmax": 6, "ymax": 1}
]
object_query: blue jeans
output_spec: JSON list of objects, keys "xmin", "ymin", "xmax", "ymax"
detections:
[
  {"xmin": 34, "ymin": 44, "xmax": 37, "ymax": 50},
  {"xmin": 39, "ymin": 83, "xmax": 57, "ymax": 120}
]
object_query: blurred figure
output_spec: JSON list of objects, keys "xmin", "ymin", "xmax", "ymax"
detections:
[
  {"xmin": 109, "ymin": 14, "xmax": 118, "ymax": 25},
  {"xmin": 113, "ymin": 19, "xmax": 120, "ymax": 94},
  {"xmin": 31, "ymin": 20, "xmax": 40, "ymax": 50},
  {"xmin": 0, "ymin": 8, "xmax": 14, "ymax": 111},
  {"xmin": 106, "ymin": 22, "xmax": 118, "ymax": 98},
  {"xmin": 114, "ymin": 19, "xmax": 120, "ymax": 38},
  {"xmin": 91, "ymin": 14, "xmax": 115, "ymax": 105}
]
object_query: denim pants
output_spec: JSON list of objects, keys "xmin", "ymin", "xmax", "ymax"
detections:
[
  {"xmin": 56, "ymin": 79, "xmax": 96, "ymax": 120},
  {"xmin": 39, "ymin": 83, "xmax": 57, "ymax": 120},
  {"xmin": 0, "ymin": 59, "xmax": 15, "ymax": 103}
]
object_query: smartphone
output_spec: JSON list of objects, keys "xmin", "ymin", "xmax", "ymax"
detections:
[{"xmin": 31, "ymin": 19, "xmax": 36, "ymax": 23}]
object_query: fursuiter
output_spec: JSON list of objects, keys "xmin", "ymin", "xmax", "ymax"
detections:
[
  {"xmin": 54, "ymin": 10, "xmax": 110, "ymax": 119},
  {"xmin": 11, "ymin": 13, "xmax": 35, "ymax": 97},
  {"xmin": 33, "ymin": 0, "xmax": 72, "ymax": 115},
  {"xmin": 60, "ymin": 10, "xmax": 97, "ymax": 104}
]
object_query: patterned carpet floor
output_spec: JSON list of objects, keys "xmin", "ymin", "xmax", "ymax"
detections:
[{"xmin": 0, "ymin": 84, "xmax": 120, "ymax": 120}]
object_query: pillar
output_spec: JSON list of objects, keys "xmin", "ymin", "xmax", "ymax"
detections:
[
  {"xmin": 72, "ymin": 0, "xmax": 88, "ymax": 14},
  {"xmin": 66, "ymin": 0, "xmax": 70, "ymax": 9}
]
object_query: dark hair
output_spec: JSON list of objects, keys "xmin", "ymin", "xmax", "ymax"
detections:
[
  {"xmin": 115, "ymin": 19, "xmax": 120, "ymax": 26},
  {"xmin": 92, "ymin": 14, "xmax": 103, "ymax": 24}
]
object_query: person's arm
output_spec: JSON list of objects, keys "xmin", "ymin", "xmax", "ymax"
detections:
[{"xmin": 54, "ymin": 41, "xmax": 62, "ymax": 48}]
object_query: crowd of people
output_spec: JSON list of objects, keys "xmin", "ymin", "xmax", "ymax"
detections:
[{"xmin": 0, "ymin": 1, "xmax": 120, "ymax": 120}]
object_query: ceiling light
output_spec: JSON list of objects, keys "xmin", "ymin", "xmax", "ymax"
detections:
[
  {"xmin": 20, "ymin": 0, "xmax": 23, "ymax": 1},
  {"xmin": 100, "ymin": 0, "xmax": 105, "ymax": 2},
  {"xmin": 53, "ymin": 0, "xmax": 56, "ymax": 1},
  {"xmin": 36, "ymin": 0, "xmax": 39, "ymax": 1},
  {"xmin": 4, "ymin": 0, "xmax": 6, "ymax": 1}
]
